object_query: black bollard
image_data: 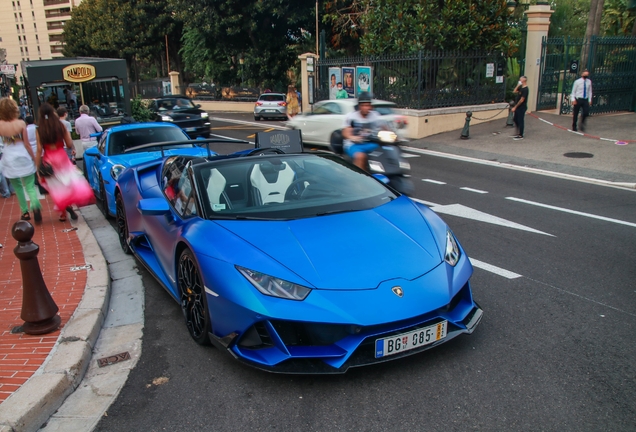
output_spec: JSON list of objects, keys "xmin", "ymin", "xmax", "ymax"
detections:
[
  {"xmin": 506, "ymin": 101, "xmax": 515, "ymax": 127},
  {"xmin": 12, "ymin": 220, "xmax": 61, "ymax": 335},
  {"xmin": 460, "ymin": 111, "xmax": 472, "ymax": 139}
]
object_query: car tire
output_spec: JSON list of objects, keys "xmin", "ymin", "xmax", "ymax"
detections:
[
  {"xmin": 82, "ymin": 158, "xmax": 88, "ymax": 180},
  {"xmin": 115, "ymin": 193, "xmax": 132, "ymax": 255},
  {"xmin": 97, "ymin": 175, "xmax": 112, "ymax": 219},
  {"xmin": 254, "ymin": 116, "xmax": 261, "ymax": 121},
  {"xmin": 178, "ymin": 249, "xmax": 211, "ymax": 345}
]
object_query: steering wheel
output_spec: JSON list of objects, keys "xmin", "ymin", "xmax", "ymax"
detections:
[{"xmin": 285, "ymin": 179, "xmax": 310, "ymax": 200}]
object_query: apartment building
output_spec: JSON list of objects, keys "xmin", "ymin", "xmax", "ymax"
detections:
[{"xmin": 0, "ymin": 0, "xmax": 83, "ymax": 80}]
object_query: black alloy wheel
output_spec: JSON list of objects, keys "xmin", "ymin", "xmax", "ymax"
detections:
[
  {"xmin": 178, "ymin": 249, "xmax": 211, "ymax": 345},
  {"xmin": 97, "ymin": 175, "xmax": 112, "ymax": 219},
  {"xmin": 115, "ymin": 193, "xmax": 132, "ymax": 255}
]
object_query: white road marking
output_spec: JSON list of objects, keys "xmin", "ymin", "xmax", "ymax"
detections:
[
  {"xmin": 401, "ymin": 146, "xmax": 636, "ymax": 190},
  {"xmin": 422, "ymin": 179, "xmax": 447, "ymax": 185},
  {"xmin": 401, "ymin": 152, "xmax": 420, "ymax": 158},
  {"xmin": 412, "ymin": 198, "xmax": 554, "ymax": 236},
  {"xmin": 470, "ymin": 258, "xmax": 522, "ymax": 279},
  {"xmin": 506, "ymin": 197, "xmax": 636, "ymax": 228},
  {"xmin": 460, "ymin": 187, "xmax": 488, "ymax": 194}
]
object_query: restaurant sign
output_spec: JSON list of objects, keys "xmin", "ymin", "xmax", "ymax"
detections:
[{"xmin": 62, "ymin": 64, "xmax": 96, "ymax": 83}]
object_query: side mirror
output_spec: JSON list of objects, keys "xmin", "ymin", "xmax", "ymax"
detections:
[
  {"xmin": 84, "ymin": 147, "xmax": 100, "ymax": 159},
  {"xmin": 196, "ymin": 104, "xmax": 201, "ymax": 108},
  {"xmin": 137, "ymin": 198, "xmax": 171, "ymax": 216},
  {"xmin": 372, "ymin": 174, "xmax": 390, "ymax": 184}
]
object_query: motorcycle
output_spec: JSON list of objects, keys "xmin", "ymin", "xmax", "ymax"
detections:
[{"xmin": 329, "ymin": 119, "xmax": 414, "ymax": 196}]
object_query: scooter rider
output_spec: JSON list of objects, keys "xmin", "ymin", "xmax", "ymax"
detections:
[{"xmin": 342, "ymin": 92, "xmax": 381, "ymax": 171}]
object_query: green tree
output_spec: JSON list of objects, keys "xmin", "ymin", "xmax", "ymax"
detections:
[
  {"xmin": 169, "ymin": 0, "xmax": 316, "ymax": 89},
  {"xmin": 323, "ymin": 0, "xmax": 516, "ymax": 55},
  {"xmin": 601, "ymin": 0, "xmax": 636, "ymax": 35},
  {"xmin": 549, "ymin": 0, "xmax": 591, "ymax": 37}
]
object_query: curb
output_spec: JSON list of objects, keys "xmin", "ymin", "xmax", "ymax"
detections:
[{"xmin": 0, "ymin": 210, "xmax": 110, "ymax": 432}]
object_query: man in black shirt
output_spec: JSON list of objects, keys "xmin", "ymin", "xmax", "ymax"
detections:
[{"xmin": 511, "ymin": 76, "xmax": 528, "ymax": 140}]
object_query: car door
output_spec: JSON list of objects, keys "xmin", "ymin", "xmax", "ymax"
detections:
[
  {"xmin": 300, "ymin": 102, "xmax": 345, "ymax": 145},
  {"xmin": 87, "ymin": 130, "xmax": 109, "ymax": 192},
  {"xmin": 143, "ymin": 157, "xmax": 199, "ymax": 289}
]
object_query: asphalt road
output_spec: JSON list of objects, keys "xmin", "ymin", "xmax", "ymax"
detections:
[{"xmin": 94, "ymin": 115, "xmax": 636, "ymax": 432}]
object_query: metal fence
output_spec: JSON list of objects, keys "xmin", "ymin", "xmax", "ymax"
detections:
[
  {"xmin": 538, "ymin": 36, "xmax": 636, "ymax": 114},
  {"xmin": 316, "ymin": 51, "xmax": 507, "ymax": 109}
]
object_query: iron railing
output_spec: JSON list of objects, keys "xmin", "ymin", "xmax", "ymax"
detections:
[
  {"xmin": 538, "ymin": 36, "xmax": 636, "ymax": 114},
  {"xmin": 316, "ymin": 51, "xmax": 507, "ymax": 109}
]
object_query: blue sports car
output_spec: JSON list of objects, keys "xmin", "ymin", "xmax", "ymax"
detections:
[
  {"xmin": 115, "ymin": 135, "xmax": 483, "ymax": 373},
  {"xmin": 83, "ymin": 123, "xmax": 212, "ymax": 218}
]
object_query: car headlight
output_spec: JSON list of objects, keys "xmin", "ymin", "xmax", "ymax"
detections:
[
  {"xmin": 110, "ymin": 164, "xmax": 125, "ymax": 180},
  {"xmin": 378, "ymin": 130, "xmax": 397, "ymax": 143},
  {"xmin": 161, "ymin": 115, "xmax": 173, "ymax": 122},
  {"xmin": 201, "ymin": 112, "xmax": 209, "ymax": 119},
  {"xmin": 444, "ymin": 229, "xmax": 461, "ymax": 266},
  {"xmin": 237, "ymin": 266, "xmax": 311, "ymax": 301}
]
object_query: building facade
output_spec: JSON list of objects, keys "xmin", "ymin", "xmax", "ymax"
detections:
[{"xmin": 0, "ymin": 0, "xmax": 82, "ymax": 81}]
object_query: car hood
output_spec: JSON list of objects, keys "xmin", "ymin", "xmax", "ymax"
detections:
[
  {"xmin": 164, "ymin": 109, "xmax": 204, "ymax": 120},
  {"xmin": 216, "ymin": 199, "xmax": 442, "ymax": 290},
  {"xmin": 108, "ymin": 147, "xmax": 211, "ymax": 167}
]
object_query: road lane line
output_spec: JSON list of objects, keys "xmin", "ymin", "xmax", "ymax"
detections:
[
  {"xmin": 470, "ymin": 258, "xmax": 522, "ymax": 279},
  {"xmin": 506, "ymin": 197, "xmax": 636, "ymax": 228},
  {"xmin": 460, "ymin": 187, "xmax": 488, "ymax": 194},
  {"xmin": 422, "ymin": 179, "xmax": 446, "ymax": 184}
]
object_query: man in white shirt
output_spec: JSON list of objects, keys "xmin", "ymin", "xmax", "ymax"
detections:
[
  {"xmin": 342, "ymin": 92, "xmax": 381, "ymax": 170},
  {"xmin": 74, "ymin": 104, "xmax": 103, "ymax": 152},
  {"xmin": 571, "ymin": 70, "xmax": 592, "ymax": 132}
]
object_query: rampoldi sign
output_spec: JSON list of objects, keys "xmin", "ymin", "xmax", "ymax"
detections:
[{"xmin": 62, "ymin": 64, "xmax": 96, "ymax": 83}]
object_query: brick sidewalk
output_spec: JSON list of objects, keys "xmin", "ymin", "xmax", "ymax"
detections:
[{"xmin": 0, "ymin": 193, "xmax": 86, "ymax": 404}]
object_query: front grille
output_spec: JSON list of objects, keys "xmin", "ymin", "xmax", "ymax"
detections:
[
  {"xmin": 237, "ymin": 322, "xmax": 274, "ymax": 349},
  {"xmin": 175, "ymin": 119, "xmax": 204, "ymax": 128},
  {"xmin": 271, "ymin": 321, "xmax": 357, "ymax": 346}
]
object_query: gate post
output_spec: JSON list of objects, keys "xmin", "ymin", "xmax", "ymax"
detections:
[
  {"xmin": 524, "ymin": 4, "xmax": 554, "ymax": 112},
  {"xmin": 298, "ymin": 53, "xmax": 318, "ymax": 114}
]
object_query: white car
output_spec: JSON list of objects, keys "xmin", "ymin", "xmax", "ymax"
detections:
[{"xmin": 287, "ymin": 99, "xmax": 407, "ymax": 147}]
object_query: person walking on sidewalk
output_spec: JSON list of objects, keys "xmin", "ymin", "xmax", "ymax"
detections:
[
  {"xmin": 35, "ymin": 103, "xmax": 94, "ymax": 222},
  {"xmin": 0, "ymin": 97, "xmax": 41, "ymax": 222},
  {"xmin": 74, "ymin": 104, "xmax": 102, "ymax": 153},
  {"xmin": 571, "ymin": 70, "xmax": 592, "ymax": 132},
  {"xmin": 511, "ymin": 76, "xmax": 528, "ymax": 140}
]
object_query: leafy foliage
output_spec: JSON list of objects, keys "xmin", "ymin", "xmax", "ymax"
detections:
[
  {"xmin": 130, "ymin": 96, "xmax": 153, "ymax": 122},
  {"xmin": 169, "ymin": 0, "xmax": 316, "ymax": 89}
]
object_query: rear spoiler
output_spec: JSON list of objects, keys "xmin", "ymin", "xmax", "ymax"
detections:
[{"xmin": 124, "ymin": 138, "xmax": 251, "ymax": 158}]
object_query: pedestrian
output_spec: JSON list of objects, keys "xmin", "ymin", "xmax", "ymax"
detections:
[
  {"xmin": 511, "ymin": 76, "xmax": 528, "ymax": 141},
  {"xmin": 0, "ymin": 97, "xmax": 41, "ymax": 222},
  {"xmin": 56, "ymin": 106, "xmax": 76, "ymax": 162},
  {"xmin": 295, "ymin": 87, "xmax": 302, "ymax": 113},
  {"xmin": 286, "ymin": 85, "xmax": 300, "ymax": 119},
  {"xmin": 24, "ymin": 115, "xmax": 47, "ymax": 195},
  {"xmin": 571, "ymin": 70, "xmax": 592, "ymax": 132},
  {"xmin": 19, "ymin": 100, "xmax": 28, "ymax": 119},
  {"xmin": 74, "ymin": 104, "xmax": 103, "ymax": 153},
  {"xmin": 336, "ymin": 82, "xmax": 348, "ymax": 99},
  {"xmin": 35, "ymin": 103, "xmax": 94, "ymax": 222},
  {"xmin": 0, "ymin": 137, "xmax": 16, "ymax": 199}
]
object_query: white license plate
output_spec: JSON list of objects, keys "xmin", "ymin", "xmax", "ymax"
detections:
[
  {"xmin": 264, "ymin": 109, "xmax": 277, "ymax": 113},
  {"xmin": 185, "ymin": 127, "xmax": 196, "ymax": 132},
  {"xmin": 375, "ymin": 321, "xmax": 447, "ymax": 358}
]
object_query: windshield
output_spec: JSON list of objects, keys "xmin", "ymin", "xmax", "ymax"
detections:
[
  {"xmin": 157, "ymin": 98, "xmax": 196, "ymax": 110},
  {"xmin": 259, "ymin": 94, "xmax": 285, "ymax": 102},
  {"xmin": 372, "ymin": 103, "xmax": 396, "ymax": 115},
  {"xmin": 108, "ymin": 127, "xmax": 190, "ymax": 155},
  {"xmin": 194, "ymin": 153, "xmax": 397, "ymax": 220}
]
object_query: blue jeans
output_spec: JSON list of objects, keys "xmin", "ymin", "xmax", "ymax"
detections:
[
  {"xmin": 0, "ymin": 172, "xmax": 14, "ymax": 198},
  {"xmin": 345, "ymin": 142, "xmax": 379, "ymax": 158}
]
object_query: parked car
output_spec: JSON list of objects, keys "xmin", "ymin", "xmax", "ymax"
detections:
[
  {"xmin": 148, "ymin": 95, "xmax": 211, "ymax": 138},
  {"xmin": 114, "ymin": 136, "xmax": 482, "ymax": 373},
  {"xmin": 83, "ymin": 123, "xmax": 213, "ymax": 218},
  {"xmin": 254, "ymin": 93, "xmax": 287, "ymax": 121},
  {"xmin": 286, "ymin": 98, "xmax": 407, "ymax": 146}
]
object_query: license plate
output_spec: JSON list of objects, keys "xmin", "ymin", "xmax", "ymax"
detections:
[
  {"xmin": 185, "ymin": 127, "xmax": 196, "ymax": 132},
  {"xmin": 375, "ymin": 321, "xmax": 447, "ymax": 358},
  {"xmin": 264, "ymin": 109, "xmax": 277, "ymax": 113}
]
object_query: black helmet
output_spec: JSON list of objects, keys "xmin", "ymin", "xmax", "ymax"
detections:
[{"xmin": 357, "ymin": 92, "xmax": 373, "ymax": 103}]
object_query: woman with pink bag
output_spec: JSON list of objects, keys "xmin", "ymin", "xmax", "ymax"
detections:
[{"xmin": 35, "ymin": 103, "xmax": 95, "ymax": 222}]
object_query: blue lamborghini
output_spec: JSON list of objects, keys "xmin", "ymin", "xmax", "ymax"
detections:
[
  {"xmin": 83, "ymin": 122, "xmax": 211, "ymax": 218},
  {"xmin": 114, "ymin": 135, "xmax": 483, "ymax": 373}
]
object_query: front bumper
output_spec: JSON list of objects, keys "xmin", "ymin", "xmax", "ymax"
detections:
[{"xmin": 213, "ymin": 283, "xmax": 482, "ymax": 374}]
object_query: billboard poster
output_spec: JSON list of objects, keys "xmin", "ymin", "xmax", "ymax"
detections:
[
  {"xmin": 355, "ymin": 66, "xmax": 373, "ymax": 96},
  {"xmin": 342, "ymin": 67, "xmax": 355, "ymax": 98},
  {"xmin": 328, "ymin": 67, "xmax": 341, "ymax": 100}
]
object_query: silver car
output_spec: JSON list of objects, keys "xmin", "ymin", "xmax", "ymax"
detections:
[{"xmin": 254, "ymin": 93, "xmax": 287, "ymax": 121}]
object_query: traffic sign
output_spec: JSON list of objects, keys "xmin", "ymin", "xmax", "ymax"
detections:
[{"xmin": 0, "ymin": 64, "xmax": 16, "ymax": 75}]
